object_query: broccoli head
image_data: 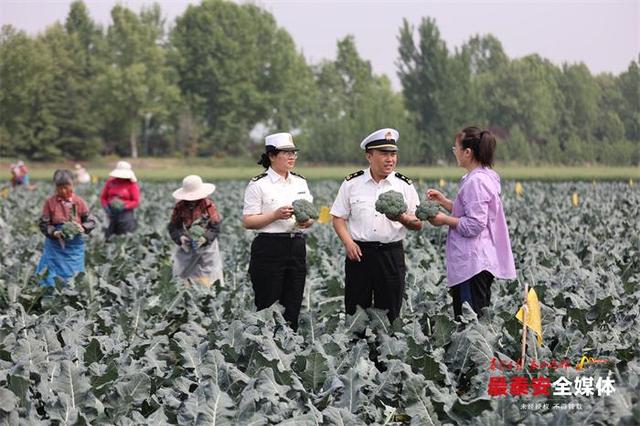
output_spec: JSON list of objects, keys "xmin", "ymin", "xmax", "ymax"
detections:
[
  {"xmin": 186, "ymin": 217, "xmax": 207, "ymax": 241},
  {"xmin": 61, "ymin": 221, "xmax": 81, "ymax": 240},
  {"xmin": 110, "ymin": 198, "xmax": 125, "ymax": 211},
  {"xmin": 187, "ymin": 224, "xmax": 206, "ymax": 240},
  {"xmin": 375, "ymin": 190, "xmax": 407, "ymax": 218},
  {"xmin": 415, "ymin": 200, "xmax": 440, "ymax": 221},
  {"xmin": 292, "ymin": 199, "xmax": 319, "ymax": 223}
]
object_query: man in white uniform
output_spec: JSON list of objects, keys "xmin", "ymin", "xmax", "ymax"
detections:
[
  {"xmin": 330, "ymin": 128, "xmax": 422, "ymax": 323},
  {"xmin": 242, "ymin": 133, "xmax": 314, "ymax": 331}
]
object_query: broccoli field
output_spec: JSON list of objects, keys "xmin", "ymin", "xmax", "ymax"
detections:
[{"xmin": 0, "ymin": 180, "xmax": 639, "ymax": 425}]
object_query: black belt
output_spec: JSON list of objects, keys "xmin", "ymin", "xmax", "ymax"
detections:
[
  {"xmin": 354, "ymin": 240, "xmax": 402, "ymax": 249},
  {"xmin": 258, "ymin": 232, "xmax": 305, "ymax": 239}
]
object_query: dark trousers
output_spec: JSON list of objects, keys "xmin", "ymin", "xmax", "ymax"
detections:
[
  {"xmin": 106, "ymin": 209, "xmax": 137, "ymax": 239},
  {"xmin": 449, "ymin": 270, "xmax": 494, "ymax": 319},
  {"xmin": 345, "ymin": 241, "xmax": 406, "ymax": 323},
  {"xmin": 248, "ymin": 234, "xmax": 307, "ymax": 331}
]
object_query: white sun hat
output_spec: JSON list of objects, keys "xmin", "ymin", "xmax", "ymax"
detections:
[
  {"xmin": 109, "ymin": 161, "xmax": 137, "ymax": 182},
  {"xmin": 172, "ymin": 175, "xmax": 216, "ymax": 201}
]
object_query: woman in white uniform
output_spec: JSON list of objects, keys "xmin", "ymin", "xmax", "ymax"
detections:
[{"xmin": 242, "ymin": 133, "xmax": 314, "ymax": 331}]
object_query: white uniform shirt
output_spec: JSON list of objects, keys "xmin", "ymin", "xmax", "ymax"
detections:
[
  {"xmin": 243, "ymin": 167, "xmax": 314, "ymax": 233},
  {"xmin": 330, "ymin": 168, "xmax": 420, "ymax": 243}
]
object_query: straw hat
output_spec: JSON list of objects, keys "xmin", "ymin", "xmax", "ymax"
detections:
[
  {"xmin": 172, "ymin": 175, "xmax": 216, "ymax": 201},
  {"xmin": 109, "ymin": 161, "xmax": 137, "ymax": 182}
]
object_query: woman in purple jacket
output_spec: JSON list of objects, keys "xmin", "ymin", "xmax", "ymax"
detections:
[{"xmin": 426, "ymin": 126, "xmax": 516, "ymax": 318}]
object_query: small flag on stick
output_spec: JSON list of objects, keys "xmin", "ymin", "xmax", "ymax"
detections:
[
  {"xmin": 516, "ymin": 288, "xmax": 543, "ymax": 346},
  {"xmin": 515, "ymin": 182, "xmax": 524, "ymax": 196},
  {"xmin": 318, "ymin": 206, "xmax": 331, "ymax": 224},
  {"xmin": 571, "ymin": 192, "xmax": 579, "ymax": 207}
]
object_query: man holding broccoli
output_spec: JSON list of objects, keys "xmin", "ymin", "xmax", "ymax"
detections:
[{"xmin": 330, "ymin": 128, "xmax": 422, "ymax": 323}]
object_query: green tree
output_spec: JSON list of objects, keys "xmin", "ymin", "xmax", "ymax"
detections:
[
  {"xmin": 37, "ymin": 23, "xmax": 102, "ymax": 159},
  {"xmin": 397, "ymin": 18, "xmax": 471, "ymax": 163},
  {"xmin": 0, "ymin": 26, "xmax": 58, "ymax": 159},
  {"xmin": 304, "ymin": 36, "xmax": 418, "ymax": 164},
  {"xmin": 617, "ymin": 56, "xmax": 640, "ymax": 142},
  {"xmin": 461, "ymin": 34, "xmax": 508, "ymax": 76},
  {"xmin": 171, "ymin": 0, "xmax": 314, "ymax": 155},
  {"xmin": 98, "ymin": 4, "xmax": 179, "ymax": 158}
]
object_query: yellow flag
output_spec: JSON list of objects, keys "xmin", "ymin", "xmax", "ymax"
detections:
[
  {"xmin": 630, "ymin": 178, "xmax": 635, "ymax": 187},
  {"xmin": 91, "ymin": 175, "xmax": 98, "ymax": 184},
  {"xmin": 317, "ymin": 206, "xmax": 331, "ymax": 224},
  {"xmin": 439, "ymin": 178, "xmax": 446, "ymax": 188},
  {"xmin": 515, "ymin": 182, "xmax": 524, "ymax": 196},
  {"xmin": 516, "ymin": 288, "xmax": 543, "ymax": 346},
  {"xmin": 0, "ymin": 186, "xmax": 9, "ymax": 199},
  {"xmin": 571, "ymin": 192, "xmax": 579, "ymax": 207}
]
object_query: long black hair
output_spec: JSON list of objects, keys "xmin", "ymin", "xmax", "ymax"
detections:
[{"xmin": 457, "ymin": 126, "xmax": 497, "ymax": 167}]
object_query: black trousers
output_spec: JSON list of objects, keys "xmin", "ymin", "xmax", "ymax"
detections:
[
  {"xmin": 248, "ymin": 233, "xmax": 307, "ymax": 331},
  {"xmin": 345, "ymin": 241, "xmax": 406, "ymax": 323},
  {"xmin": 106, "ymin": 209, "xmax": 137, "ymax": 239},
  {"xmin": 449, "ymin": 270, "xmax": 494, "ymax": 319}
]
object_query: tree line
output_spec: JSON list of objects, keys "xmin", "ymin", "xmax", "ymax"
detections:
[{"xmin": 1, "ymin": 0, "xmax": 638, "ymax": 165}]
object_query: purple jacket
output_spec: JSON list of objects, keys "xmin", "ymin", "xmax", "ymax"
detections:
[{"xmin": 446, "ymin": 167, "xmax": 516, "ymax": 286}]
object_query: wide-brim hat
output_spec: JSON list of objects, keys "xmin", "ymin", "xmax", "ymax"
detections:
[
  {"xmin": 109, "ymin": 161, "xmax": 137, "ymax": 182},
  {"xmin": 360, "ymin": 128, "xmax": 399, "ymax": 151},
  {"xmin": 172, "ymin": 175, "xmax": 216, "ymax": 201}
]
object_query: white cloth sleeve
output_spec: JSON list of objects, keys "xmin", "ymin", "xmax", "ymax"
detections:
[
  {"xmin": 242, "ymin": 182, "xmax": 262, "ymax": 215},
  {"xmin": 330, "ymin": 182, "xmax": 350, "ymax": 218}
]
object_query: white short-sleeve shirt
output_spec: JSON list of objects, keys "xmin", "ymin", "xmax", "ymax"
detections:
[
  {"xmin": 330, "ymin": 168, "xmax": 419, "ymax": 243},
  {"xmin": 243, "ymin": 167, "xmax": 313, "ymax": 233}
]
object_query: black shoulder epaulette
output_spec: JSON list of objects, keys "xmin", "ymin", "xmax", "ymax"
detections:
[
  {"xmin": 250, "ymin": 172, "xmax": 267, "ymax": 182},
  {"xmin": 395, "ymin": 172, "xmax": 413, "ymax": 185},
  {"xmin": 345, "ymin": 170, "xmax": 365, "ymax": 181},
  {"xmin": 290, "ymin": 171, "xmax": 306, "ymax": 180}
]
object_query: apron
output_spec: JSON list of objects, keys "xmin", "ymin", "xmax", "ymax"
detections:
[
  {"xmin": 172, "ymin": 239, "xmax": 224, "ymax": 287},
  {"xmin": 36, "ymin": 224, "xmax": 85, "ymax": 286}
]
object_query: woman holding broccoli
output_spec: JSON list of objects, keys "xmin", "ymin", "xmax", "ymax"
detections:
[
  {"xmin": 242, "ymin": 133, "xmax": 314, "ymax": 331},
  {"xmin": 36, "ymin": 169, "xmax": 96, "ymax": 286},
  {"xmin": 168, "ymin": 175, "xmax": 223, "ymax": 287},
  {"xmin": 100, "ymin": 161, "xmax": 140, "ymax": 239},
  {"xmin": 426, "ymin": 126, "xmax": 516, "ymax": 319}
]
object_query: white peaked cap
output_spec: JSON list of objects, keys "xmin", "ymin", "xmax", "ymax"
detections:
[
  {"xmin": 360, "ymin": 128, "xmax": 400, "ymax": 151},
  {"xmin": 265, "ymin": 132, "xmax": 297, "ymax": 151}
]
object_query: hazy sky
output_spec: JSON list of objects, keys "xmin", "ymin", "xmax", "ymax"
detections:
[{"xmin": 1, "ymin": 0, "xmax": 638, "ymax": 90}]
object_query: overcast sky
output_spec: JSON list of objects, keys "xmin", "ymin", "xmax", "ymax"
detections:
[{"xmin": 1, "ymin": 0, "xmax": 638, "ymax": 90}]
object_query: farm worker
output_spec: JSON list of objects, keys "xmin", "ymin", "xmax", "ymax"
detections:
[
  {"xmin": 36, "ymin": 169, "xmax": 97, "ymax": 286},
  {"xmin": 168, "ymin": 175, "xmax": 223, "ymax": 287},
  {"xmin": 330, "ymin": 128, "xmax": 422, "ymax": 323},
  {"xmin": 242, "ymin": 132, "xmax": 314, "ymax": 331},
  {"xmin": 10, "ymin": 160, "xmax": 30, "ymax": 187},
  {"xmin": 100, "ymin": 161, "xmax": 140, "ymax": 239},
  {"xmin": 426, "ymin": 126, "xmax": 516, "ymax": 319},
  {"xmin": 74, "ymin": 163, "xmax": 91, "ymax": 184}
]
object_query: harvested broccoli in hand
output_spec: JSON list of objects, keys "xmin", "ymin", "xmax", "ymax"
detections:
[
  {"xmin": 416, "ymin": 200, "xmax": 440, "ymax": 221},
  {"xmin": 187, "ymin": 224, "xmax": 206, "ymax": 240},
  {"xmin": 186, "ymin": 217, "xmax": 207, "ymax": 239},
  {"xmin": 110, "ymin": 198, "xmax": 125, "ymax": 211},
  {"xmin": 61, "ymin": 221, "xmax": 81, "ymax": 239},
  {"xmin": 292, "ymin": 199, "xmax": 319, "ymax": 223},
  {"xmin": 375, "ymin": 190, "xmax": 407, "ymax": 218}
]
